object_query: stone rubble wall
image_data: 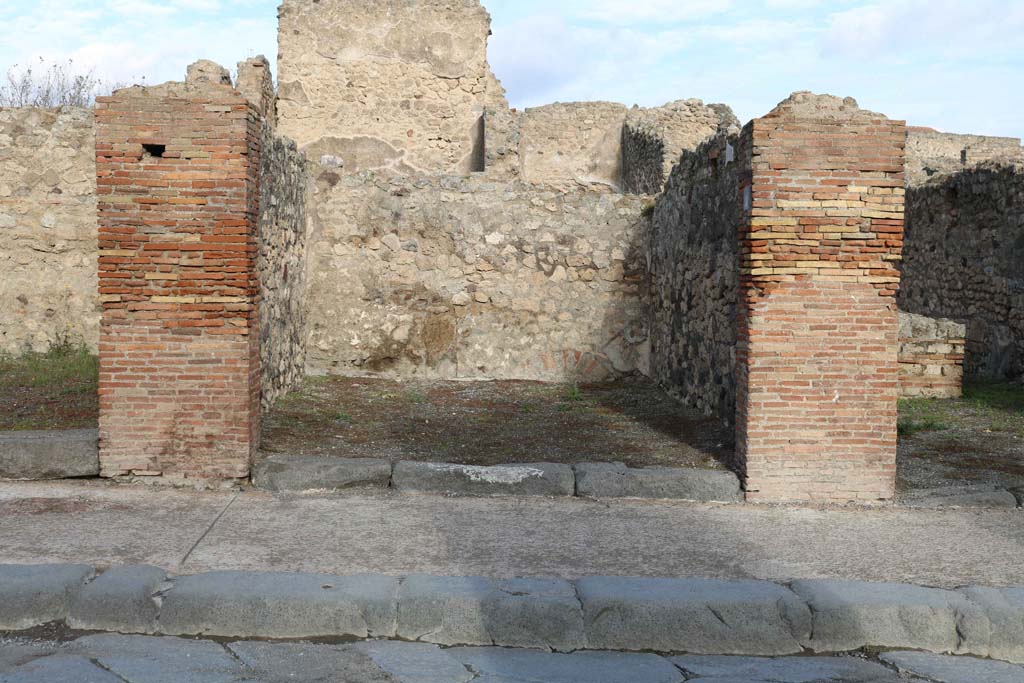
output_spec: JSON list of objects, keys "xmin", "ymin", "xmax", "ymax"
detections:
[
  {"xmin": 258, "ymin": 125, "xmax": 309, "ymax": 411},
  {"xmin": 648, "ymin": 131, "xmax": 743, "ymax": 422},
  {"xmin": 906, "ymin": 127, "xmax": 1023, "ymax": 186},
  {"xmin": 897, "ymin": 312, "xmax": 966, "ymax": 399},
  {"xmin": 0, "ymin": 107, "xmax": 98, "ymax": 353},
  {"xmin": 899, "ymin": 163, "xmax": 1024, "ymax": 380},
  {"xmin": 305, "ymin": 169, "xmax": 650, "ymax": 380},
  {"xmin": 276, "ymin": 0, "xmax": 507, "ymax": 175}
]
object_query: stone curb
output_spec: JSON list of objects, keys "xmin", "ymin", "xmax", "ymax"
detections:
[
  {"xmin": 2, "ymin": 564, "xmax": 1022, "ymax": 662},
  {"xmin": 0, "ymin": 429, "xmax": 99, "ymax": 480}
]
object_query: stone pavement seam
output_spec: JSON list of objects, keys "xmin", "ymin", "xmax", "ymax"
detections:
[{"xmin": 177, "ymin": 491, "xmax": 239, "ymax": 570}]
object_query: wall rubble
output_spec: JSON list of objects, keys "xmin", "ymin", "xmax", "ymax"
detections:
[
  {"xmin": 0, "ymin": 107, "xmax": 98, "ymax": 353},
  {"xmin": 899, "ymin": 163, "xmax": 1024, "ymax": 380}
]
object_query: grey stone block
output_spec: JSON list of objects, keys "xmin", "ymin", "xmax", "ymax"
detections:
[
  {"xmin": 958, "ymin": 586, "xmax": 1024, "ymax": 663},
  {"xmin": 574, "ymin": 462, "xmax": 742, "ymax": 502},
  {"xmin": 790, "ymin": 579, "xmax": 989, "ymax": 655},
  {"xmin": 0, "ymin": 564, "xmax": 94, "ymax": 630},
  {"xmin": 576, "ymin": 576, "xmax": 809, "ymax": 655},
  {"xmin": 880, "ymin": 651, "xmax": 1024, "ymax": 683},
  {"xmin": 158, "ymin": 571, "xmax": 398, "ymax": 639},
  {"xmin": 68, "ymin": 565, "xmax": 166, "ymax": 634},
  {"xmin": 392, "ymin": 461, "xmax": 574, "ymax": 497},
  {"xmin": 228, "ymin": 641, "xmax": 391, "ymax": 683},
  {"xmin": 353, "ymin": 641, "xmax": 474, "ymax": 683},
  {"xmin": 0, "ymin": 430, "xmax": 98, "ymax": 480},
  {"xmin": 0, "ymin": 654, "xmax": 124, "ymax": 683},
  {"xmin": 0, "ymin": 642, "xmax": 57, "ymax": 670},
  {"xmin": 900, "ymin": 485, "xmax": 1019, "ymax": 509},
  {"xmin": 67, "ymin": 634, "xmax": 241, "ymax": 683},
  {"xmin": 397, "ymin": 575, "xmax": 586, "ymax": 651},
  {"xmin": 448, "ymin": 647, "xmax": 684, "ymax": 683},
  {"xmin": 671, "ymin": 655, "xmax": 898, "ymax": 682},
  {"xmin": 253, "ymin": 455, "xmax": 392, "ymax": 492}
]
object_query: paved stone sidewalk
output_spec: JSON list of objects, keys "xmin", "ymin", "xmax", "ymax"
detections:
[
  {"xmin": 1, "ymin": 481, "xmax": 1021, "ymax": 587},
  {"xmin": 6, "ymin": 634, "xmax": 1022, "ymax": 682}
]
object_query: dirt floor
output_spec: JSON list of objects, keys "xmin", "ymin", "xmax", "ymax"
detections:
[
  {"xmin": 260, "ymin": 376, "xmax": 733, "ymax": 470},
  {"xmin": 0, "ymin": 343, "xmax": 98, "ymax": 432}
]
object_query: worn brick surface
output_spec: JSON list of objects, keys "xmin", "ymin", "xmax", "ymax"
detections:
[{"xmin": 94, "ymin": 81, "xmax": 262, "ymax": 480}]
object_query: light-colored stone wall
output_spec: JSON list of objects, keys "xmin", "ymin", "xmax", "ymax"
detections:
[
  {"xmin": 258, "ymin": 125, "xmax": 309, "ymax": 411},
  {"xmin": 0, "ymin": 107, "xmax": 98, "ymax": 353},
  {"xmin": 900, "ymin": 162, "xmax": 1024, "ymax": 380},
  {"xmin": 304, "ymin": 168, "xmax": 650, "ymax": 380},
  {"xmin": 906, "ymin": 127, "xmax": 1023, "ymax": 186},
  {"xmin": 898, "ymin": 312, "xmax": 966, "ymax": 399},
  {"xmin": 276, "ymin": 0, "xmax": 507, "ymax": 174},
  {"xmin": 648, "ymin": 130, "xmax": 743, "ymax": 422}
]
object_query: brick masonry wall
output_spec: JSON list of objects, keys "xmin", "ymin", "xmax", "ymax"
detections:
[
  {"xmin": 648, "ymin": 130, "xmax": 744, "ymax": 421},
  {"xmin": 736, "ymin": 93, "xmax": 907, "ymax": 504},
  {"xmin": 899, "ymin": 163, "xmax": 1024, "ymax": 380},
  {"xmin": 898, "ymin": 311, "xmax": 966, "ymax": 399},
  {"xmin": 95, "ymin": 81, "xmax": 262, "ymax": 481}
]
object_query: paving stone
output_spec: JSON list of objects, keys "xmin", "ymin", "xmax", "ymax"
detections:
[
  {"xmin": 576, "ymin": 577, "xmax": 809, "ymax": 655},
  {"xmin": 158, "ymin": 571, "xmax": 398, "ymax": 639},
  {"xmin": 392, "ymin": 462, "xmax": 574, "ymax": 497},
  {"xmin": 790, "ymin": 579, "xmax": 989, "ymax": 654},
  {"xmin": 253, "ymin": 456, "xmax": 392, "ymax": 492},
  {"xmin": 0, "ymin": 641, "xmax": 57, "ymax": 670},
  {"xmin": 880, "ymin": 651, "xmax": 1024, "ymax": 683},
  {"xmin": 0, "ymin": 564, "xmax": 94, "ymax": 630},
  {"xmin": 671, "ymin": 655, "xmax": 898, "ymax": 682},
  {"xmin": 574, "ymin": 463, "xmax": 742, "ymax": 502},
  {"xmin": 0, "ymin": 430, "xmax": 99, "ymax": 480},
  {"xmin": 0, "ymin": 654, "xmax": 123, "ymax": 683},
  {"xmin": 396, "ymin": 575, "xmax": 585, "ymax": 651},
  {"xmin": 353, "ymin": 641, "xmax": 473, "ymax": 683},
  {"xmin": 227, "ymin": 641, "xmax": 394, "ymax": 683},
  {"xmin": 958, "ymin": 586, "xmax": 1024, "ymax": 663},
  {"xmin": 68, "ymin": 565, "xmax": 166, "ymax": 634},
  {"xmin": 448, "ymin": 647, "xmax": 684, "ymax": 683},
  {"xmin": 900, "ymin": 485, "xmax": 1019, "ymax": 509},
  {"xmin": 67, "ymin": 634, "xmax": 241, "ymax": 683}
]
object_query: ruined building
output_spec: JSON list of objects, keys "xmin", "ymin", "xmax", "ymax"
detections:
[{"xmin": 0, "ymin": 0, "xmax": 1021, "ymax": 501}]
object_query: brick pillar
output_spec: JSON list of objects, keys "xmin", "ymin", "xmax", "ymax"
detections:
[
  {"xmin": 736, "ymin": 93, "xmax": 907, "ymax": 503},
  {"xmin": 95, "ymin": 83, "xmax": 261, "ymax": 480}
]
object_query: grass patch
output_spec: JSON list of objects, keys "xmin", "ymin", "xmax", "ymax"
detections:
[
  {"xmin": 898, "ymin": 417, "xmax": 947, "ymax": 437},
  {"xmin": 0, "ymin": 337, "xmax": 98, "ymax": 431},
  {"xmin": 898, "ymin": 379, "xmax": 1024, "ymax": 438}
]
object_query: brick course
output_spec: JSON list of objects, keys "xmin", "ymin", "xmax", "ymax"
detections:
[
  {"xmin": 735, "ymin": 93, "xmax": 907, "ymax": 503},
  {"xmin": 95, "ymin": 82, "xmax": 262, "ymax": 480}
]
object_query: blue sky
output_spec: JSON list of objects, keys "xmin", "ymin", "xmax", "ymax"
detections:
[{"xmin": 1, "ymin": 0, "xmax": 1021, "ymax": 137}]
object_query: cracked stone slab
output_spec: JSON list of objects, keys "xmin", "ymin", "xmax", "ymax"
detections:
[
  {"xmin": 574, "ymin": 463, "xmax": 742, "ymax": 502},
  {"xmin": 671, "ymin": 655, "xmax": 899, "ymax": 682},
  {"xmin": 0, "ymin": 654, "xmax": 124, "ymax": 683},
  {"xmin": 158, "ymin": 571, "xmax": 399, "ymax": 639},
  {"xmin": 68, "ymin": 565, "xmax": 166, "ymax": 634},
  {"xmin": 448, "ymin": 647, "xmax": 684, "ymax": 683},
  {"xmin": 396, "ymin": 575, "xmax": 585, "ymax": 651},
  {"xmin": 227, "ymin": 641, "xmax": 394, "ymax": 683},
  {"xmin": 392, "ymin": 462, "xmax": 574, "ymax": 497},
  {"xmin": 790, "ymin": 579, "xmax": 989, "ymax": 655},
  {"xmin": 880, "ymin": 651, "xmax": 1024, "ymax": 683},
  {"xmin": 352, "ymin": 641, "xmax": 474, "ymax": 683},
  {"xmin": 66, "ymin": 634, "xmax": 241, "ymax": 683},
  {"xmin": 576, "ymin": 577, "xmax": 810, "ymax": 655},
  {"xmin": 0, "ymin": 642, "xmax": 57, "ymax": 670},
  {"xmin": 958, "ymin": 586, "xmax": 1024, "ymax": 663},
  {"xmin": 253, "ymin": 456, "xmax": 392, "ymax": 493},
  {"xmin": 0, "ymin": 564, "xmax": 94, "ymax": 630},
  {"xmin": 0, "ymin": 430, "xmax": 99, "ymax": 481}
]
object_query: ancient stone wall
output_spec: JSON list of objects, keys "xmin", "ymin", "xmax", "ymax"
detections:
[
  {"xmin": 95, "ymin": 80, "xmax": 262, "ymax": 481},
  {"xmin": 898, "ymin": 311, "xmax": 966, "ymax": 399},
  {"xmin": 276, "ymin": 0, "xmax": 507, "ymax": 174},
  {"xmin": 906, "ymin": 127, "xmax": 1023, "ymax": 186},
  {"xmin": 305, "ymin": 169, "xmax": 649, "ymax": 380},
  {"xmin": 735, "ymin": 93, "xmax": 907, "ymax": 503},
  {"xmin": 0, "ymin": 107, "xmax": 98, "ymax": 353},
  {"xmin": 899, "ymin": 163, "xmax": 1024, "ymax": 380},
  {"xmin": 648, "ymin": 131, "xmax": 743, "ymax": 421},
  {"xmin": 258, "ymin": 126, "xmax": 308, "ymax": 411}
]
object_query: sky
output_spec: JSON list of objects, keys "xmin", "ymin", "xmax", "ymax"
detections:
[{"xmin": 1, "ymin": 0, "xmax": 1021, "ymax": 137}]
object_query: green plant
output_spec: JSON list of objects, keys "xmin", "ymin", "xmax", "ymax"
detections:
[
  {"xmin": 898, "ymin": 417, "xmax": 947, "ymax": 438},
  {"xmin": 640, "ymin": 201, "xmax": 656, "ymax": 218}
]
